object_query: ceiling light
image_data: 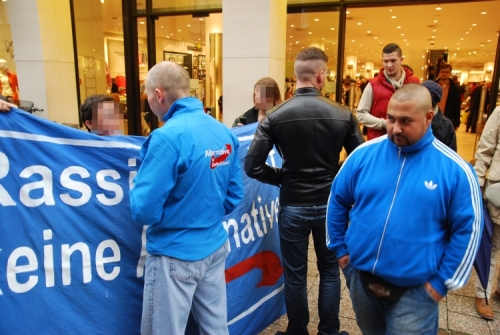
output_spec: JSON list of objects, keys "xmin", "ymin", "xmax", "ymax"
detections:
[
  {"xmin": 434, "ymin": 20, "xmax": 438, "ymax": 23},
  {"xmin": 357, "ymin": 22, "xmax": 362, "ymax": 25},
  {"xmin": 389, "ymin": 9, "xmax": 392, "ymax": 12},
  {"xmin": 346, "ymin": 11, "xmax": 350, "ymax": 14},
  {"xmin": 101, "ymin": 0, "xmax": 104, "ymax": 3},
  {"xmin": 488, "ymin": 40, "xmax": 492, "ymax": 42},
  {"xmin": 330, "ymin": 28, "xmax": 335, "ymax": 30},
  {"xmin": 308, "ymin": 32, "xmax": 312, "ymax": 34},
  {"xmin": 466, "ymin": 32, "xmax": 469, "ymax": 34},
  {"xmin": 140, "ymin": 21, "xmax": 144, "ymax": 24},
  {"xmin": 296, "ymin": 41, "xmax": 298, "ymax": 44},
  {"xmin": 166, "ymin": 36, "xmax": 169, "ymax": 38},
  {"xmin": 352, "ymin": 40, "xmax": 355, "ymax": 42},
  {"xmin": 460, "ymin": 38, "xmax": 464, "ymax": 40},
  {"xmin": 314, "ymin": 18, "xmax": 319, "ymax": 21},
  {"xmin": 436, "ymin": 4, "xmax": 442, "ymax": 10},
  {"xmin": 374, "ymin": 37, "xmax": 378, "ymax": 39},
  {"xmin": 472, "ymin": 23, "xmax": 477, "ymax": 26},
  {"xmin": 198, "ymin": 18, "xmax": 203, "ymax": 21},
  {"xmin": 397, "ymin": 26, "xmax": 401, "ymax": 29},
  {"xmin": 187, "ymin": 24, "xmax": 190, "ymax": 27},
  {"xmin": 290, "ymin": 24, "xmax": 294, "ymax": 27},
  {"xmin": 457, "ymin": 47, "xmax": 460, "ymax": 50},
  {"xmin": 290, "ymin": 36, "xmax": 293, "ymax": 38},
  {"xmin": 178, "ymin": 29, "xmax": 181, "ymax": 32},
  {"xmin": 367, "ymin": 30, "xmax": 371, "ymax": 33},
  {"xmin": 433, "ymin": 29, "xmax": 436, "ymax": 32},
  {"xmin": 481, "ymin": 12, "xmax": 487, "ymax": 14},
  {"xmin": 161, "ymin": 26, "xmax": 163, "ymax": 28},
  {"xmin": 391, "ymin": 16, "xmax": 397, "ymax": 19},
  {"xmin": 401, "ymin": 33, "xmax": 404, "ymax": 36}
]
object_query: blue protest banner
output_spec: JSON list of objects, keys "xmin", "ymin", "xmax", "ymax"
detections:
[{"xmin": 0, "ymin": 109, "xmax": 285, "ymax": 334}]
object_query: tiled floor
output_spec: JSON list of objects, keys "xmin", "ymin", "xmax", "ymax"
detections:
[{"xmin": 260, "ymin": 121, "xmax": 498, "ymax": 335}]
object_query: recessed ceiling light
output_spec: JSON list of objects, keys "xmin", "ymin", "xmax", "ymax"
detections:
[
  {"xmin": 367, "ymin": 30, "xmax": 371, "ymax": 33},
  {"xmin": 389, "ymin": 9, "xmax": 392, "ymax": 12},
  {"xmin": 397, "ymin": 26, "xmax": 401, "ymax": 29},
  {"xmin": 460, "ymin": 38, "xmax": 464, "ymax": 40},
  {"xmin": 436, "ymin": 5, "xmax": 442, "ymax": 10},
  {"xmin": 352, "ymin": 40, "xmax": 355, "ymax": 42},
  {"xmin": 290, "ymin": 36, "xmax": 293, "ymax": 38},
  {"xmin": 140, "ymin": 21, "xmax": 144, "ymax": 24},
  {"xmin": 488, "ymin": 40, "xmax": 492, "ymax": 42},
  {"xmin": 199, "ymin": 18, "xmax": 203, "ymax": 21},
  {"xmin": 308, "ymin": 32, "xmax": 312, "ymax": 34},
  {"xmin": 481, "ymin": 12, "xmax": 487, "ymax": 14},
  {"xmin": 160, "ymin": 25, "xmax": 163, "ymax": 28},
  {"xmin": 432, "ymin": 36, "xmax": 435, "ymax": 38},
  {"xmin": 433, "ymin": 29, "xmax": 436, "ymax": 32},
  {"xmin": 470, "ymin": 28, "xmax": 472, "ymax": 30},
  {"xmin": 472, "ymin": 23, "xmax": 477, "ymax": 26},
  {"xmin": 166, "ymin": 36, "xmax": 169, "ymax": 38},
  {"xmin": 466, "ymin": 32, "xmax": 469, "ymax": 34},
  {"xmin": 391, "ymin": 16, "xmax": 397, "ymax": 19},
  {"xmin": 357, "ymin": 22, "xmax": 362, "ymax": 25},
  {"xmin": 401, "ymin": 33, "xmax": 404, "ymax": 36},
  {"xmin": 434, "ymin": 20, "xmax": 438, "ymax": 23},
  {"xmin": 330, "ymin": 28, "xmax": 335, "ymax": 30},
  {"xmin": 178, "ymin": 29, "xmax": 181, "ymax": 32},
  {"xmin": 457, "ymin": 47, "xmax": 460, "ymax": 50},
  {"xmin": 374, "ymin": 36, "xmax": 378, "ymax": 39},
  {"xmin": 295, "ymin": 41, "xmax": 298, "ymax": 44},
  {"xmin": 346, "ymin": 11, "xmax": 350, "ymax": 14},
  {"xmin": 314, "ymin": 18, "xmax": 319, "ymax": 21}
]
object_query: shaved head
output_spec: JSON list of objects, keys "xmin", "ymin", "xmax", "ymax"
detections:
[
  {"xmin": 391, "ymin": 83, "xmax": 432, "ymax": 115},
  {"xmin": 294, "ymin": 47, "xmax": 328, "ymax": 82},
  {"xmin": 145, "ymin": 61, "xmax": 190, "ymax": 101}
]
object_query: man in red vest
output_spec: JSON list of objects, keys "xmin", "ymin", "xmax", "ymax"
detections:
[{"xmin": 356, "ymin": 43, "xmax": 420, "ymax": 140}]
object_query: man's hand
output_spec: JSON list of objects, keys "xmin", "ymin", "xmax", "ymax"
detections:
[
  {"xmin": 338, "ymin": 255, "xmax": 350, "ymax": 269},
  {"xmin": 0, "ymin": 101, "xmax": 16, "ymax": 112},
  {"xmin": 424, "ymin": 282, "xmax": 443, "ymax": 302}
]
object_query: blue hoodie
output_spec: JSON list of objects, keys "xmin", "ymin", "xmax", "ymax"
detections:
[
  {"xmin": 326, "ymin": 127, "xmax": 483, "ymax": 296},
  {"xmin": 130, "ymin": 97, "xmax": 244, "ymax": 261}
]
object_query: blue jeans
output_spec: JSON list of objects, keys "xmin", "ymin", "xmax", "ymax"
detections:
[
  {"xmin": 141, "ymin": 242, "xmax": 229, "ymax": 335},
  {"xmin": 342, "ymin": 263, "xmax": 439, "ymax": 335},
  {"xmin": 279, "ymin": 205, "xmax": 341, "ymax": 335}
]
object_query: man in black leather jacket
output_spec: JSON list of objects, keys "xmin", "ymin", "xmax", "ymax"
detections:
[{"xmin": 244, "ymin": 47, "xmax": 364, "ymax": 335}]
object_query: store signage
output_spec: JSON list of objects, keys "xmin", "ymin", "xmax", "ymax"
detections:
[{"xmin": 0, "ymin": 110, "xmax": 285, "ymax": 335}]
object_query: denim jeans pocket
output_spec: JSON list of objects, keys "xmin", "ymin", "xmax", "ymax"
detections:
[
  {"xmin": 279, "ymin": 209, "xmax": 309, "ymax": 241},
  {"xmin": 169, "ymin": 257, "xmax": 203, "ymax": 282}
]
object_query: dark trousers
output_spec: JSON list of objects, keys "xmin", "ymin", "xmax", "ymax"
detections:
[{"xmin": 279, "ymin": 205, "xmax": 341, "ymax": 335}]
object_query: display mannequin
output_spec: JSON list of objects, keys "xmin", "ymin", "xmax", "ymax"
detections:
[{"xmin": 0, "ymin": 59, "xmax": 19, "ymax": 104}]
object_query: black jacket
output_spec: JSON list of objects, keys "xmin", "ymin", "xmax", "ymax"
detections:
[
  {"xmin": 244, "ymin": 87, "xmax": 364, "ymax": 206},
  {"xmin": 232, "ymin": 107, "xmax": 259, "ymax": 127},
  {"xmin": 432, "ymin": 108, "xmax": 457, "ymax": 152},
  {"xmin": 436, "ymin": 78, "xmax": 461, "ymax": 128}
]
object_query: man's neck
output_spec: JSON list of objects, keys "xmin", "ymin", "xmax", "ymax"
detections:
[{"xmin": 388, "ymin": 68, "xmax": 403, "ymax": 81}]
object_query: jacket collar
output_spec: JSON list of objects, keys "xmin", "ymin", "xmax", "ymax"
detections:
[
  {"xmin": 387, "ymin": 126, "xmax": 435, "ymax": 155},
  {"xmin": 293, "ymin": 87, "xmax": 321, "ymax": 96},
  {"xmin": 162, "ymin": 97, "xmax": 203, "ymax": 122}
]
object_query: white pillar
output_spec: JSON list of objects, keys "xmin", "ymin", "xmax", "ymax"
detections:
[
  {"xmin": 484, "ymin": 62, "xmax": 494, "ymax": 82},
  {"xmin": 7, "ymin": 0, "xmax": 78, "ymax": 124},
  {"xmin": 365, "ymin": 62, "xmax": 374, "ymax": 79},
  {"xmin": 222, "ymin": 0, "xmax": 286, "ymax": 128},
  {"xmin": 345, "ymin": 55, "xmax": 357, "ymax": 79}
]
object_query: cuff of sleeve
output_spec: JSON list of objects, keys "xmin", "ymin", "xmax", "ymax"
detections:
[
  {"xmin": 333, "ymin": 245, "xmax": 349, "ymax": 259},
  {"xmin": 428, "ymin": 275, "xmax": 448, "ymax": 297}
]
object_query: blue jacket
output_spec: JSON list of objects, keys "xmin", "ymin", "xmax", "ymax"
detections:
[
  {"xmin": 130, "ymin": 97, "xmax": 244, "ymax": 261},
  {"xmin": 326, "ymin": 127, "xmax": 483, "ymax": 296}
]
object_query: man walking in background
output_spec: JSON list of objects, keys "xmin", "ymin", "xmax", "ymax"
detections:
[
  {"xmin": 436, "ymin": 64, "xmax": 461, "ymax": 130},
  {"xmin": 356, "ymin": 43, "xmax": 420, "ymax": 140},
  {"xmin": 245, "ymin": 46, "xmax": 363, "ymax": 335}
]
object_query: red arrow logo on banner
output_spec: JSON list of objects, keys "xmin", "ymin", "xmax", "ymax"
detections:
[
  {"xmin": 211, "ymin": 144, "xmax": 232, "ymax": 169},
  {"xmin": 225, "ymin": 250, "xmax": 283, "ymax": 287}
]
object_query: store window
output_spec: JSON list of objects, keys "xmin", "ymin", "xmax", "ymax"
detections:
[
  {"xmin": 0, "ymin": 2, "xmax": 18, "ymax": 103},
  {"xmin": 154, "ymin": 13, "xmax": 222, "ymax": 120},
  {"xmin": 73, "ymin": 0, "xmax": 126, "ymax": 130},
  {"xmin": 286, "ymin": 11, "xmax": 340, "ymax": 102}
]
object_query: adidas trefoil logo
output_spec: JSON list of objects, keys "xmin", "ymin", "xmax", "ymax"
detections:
[{"xmin": 425, "ymin": 180, "xmax": 438, "ymax": 190}]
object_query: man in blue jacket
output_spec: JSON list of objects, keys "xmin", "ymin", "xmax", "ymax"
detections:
[
  {"xmin": 130, "ymin": 61, "xmax": 244, "ymax": 335},
  {"xmin": 327, "ymin": 83, "xmax": 482, "ymax": 334}
]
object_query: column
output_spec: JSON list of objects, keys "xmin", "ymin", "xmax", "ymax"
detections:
[
  {"xmin": 222, "ymin": 0, "xmax": 286, "ymax": 128},
  {"xmin": 7, "ymin": 0, "xmax": 78, "ymax": 124}
]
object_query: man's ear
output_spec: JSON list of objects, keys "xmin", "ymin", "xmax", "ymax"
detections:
[
  {"xmin": 155, "ymin": 88, "xmax": 164, "ymax": 104},
  {"xmin": 84, "ymin": 120, "xmax": 92, "ymax": 130},
  {"xmin": 316, "ymin": 70, "xmax": 324, "ymax": 86}
]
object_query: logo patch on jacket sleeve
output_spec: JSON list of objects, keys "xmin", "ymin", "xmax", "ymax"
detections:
[
  {"xmin": 424, "ymin": 180, "xmax": 437, "ymax": 190},
  {"xmin": 206, "ymin": 144, "xmax": 232, "ymax": 169}
]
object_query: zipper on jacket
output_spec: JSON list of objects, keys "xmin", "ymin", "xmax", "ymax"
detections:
[
  {"xmin": 398, "ymin": 147, "xmax": 402, "ymax": 159},
  {"xmin": 372, "ymin": 154, "xmax": 406, "ymax": 274}
]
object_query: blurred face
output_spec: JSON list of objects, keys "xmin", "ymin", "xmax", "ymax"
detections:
[
  {"xmin": 439, "ymin": 68, "xmax": 451, "ymax": 80},
  {"xmin": 386, "ymin": 98, "xmax": 433, "ymax": 147},
  {"xmin": 382, "ymin": 51, "xmax": 403, "ymax": 78},
  {"xmin": 91, "ymin": 101, "xmax": 124, "ymax": 136},
  {"xmin": 254, "ymin": 85, "xmax": 275, "ymax": 111}
]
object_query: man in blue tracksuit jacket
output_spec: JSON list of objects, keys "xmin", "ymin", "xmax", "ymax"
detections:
[
  {"xmin": 327, "ymin": 83, "xmax": 482, "ymax": 334},
  {"xmin": 129, "ymin": 61, "xmax": 243, "ymax": 335}
]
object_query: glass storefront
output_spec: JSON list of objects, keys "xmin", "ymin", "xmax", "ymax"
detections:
[{"xmin": 66, "ymin": 0, "xmax": 500, "ymax": 134}]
